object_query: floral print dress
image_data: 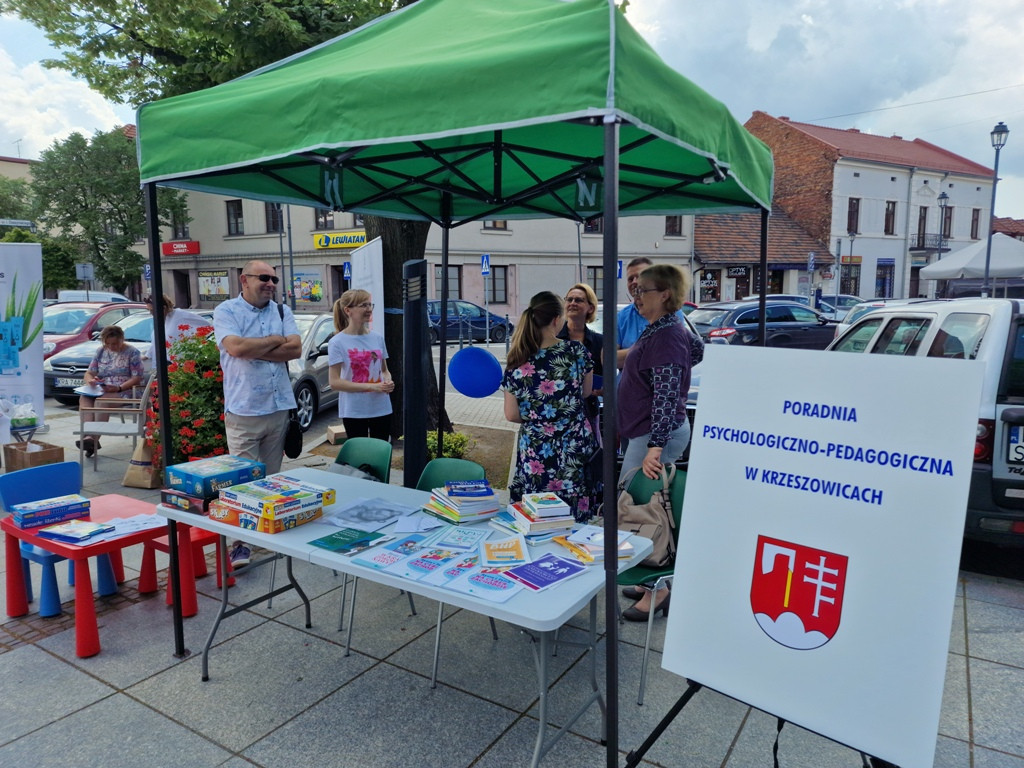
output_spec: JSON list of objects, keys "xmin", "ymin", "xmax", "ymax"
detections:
[{"xmin": 502, "ymin": 339, "xmax": 599, "ymax": 521}]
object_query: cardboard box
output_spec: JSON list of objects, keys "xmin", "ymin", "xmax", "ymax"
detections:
[
  {"xmin": 268, "ymin": 473, "xmax": 337, "ymax": 507},
  {"xmin": 165, "ymin": 455, "xmax": 265, "ymax": 499},
  {"xmin": 237, "ymin": 505, "xmax": 323, "ymax": 534},
  {"xmin": 161, "ymin": 489, "xmax": 209, "ymax": 515},
  {"xmin": 3, "ymin": 441, "xmax": 65, "ymax": 472},
  {"xmin": 207, "ymin": 499, "xmax": 242, "ymax": 527},
  {"xmin": 219, "ymin": 477, "xmax": 325, "ymax": 518},
  {"xmin": 325, "ymin": 425, "xmax": 346, "ymax": 445}
]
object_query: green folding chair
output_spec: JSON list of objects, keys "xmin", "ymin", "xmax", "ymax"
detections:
[
  {"xmin": 415, "ymin": 457, "xmax": 485, "ymax": 491},
  {"xmin": 336, "ymin": 437, "xmax": 393, "ymax": 483},
  {"xmin": 616, "ymin": 467, "xmax": 687, "ymax": 705}
]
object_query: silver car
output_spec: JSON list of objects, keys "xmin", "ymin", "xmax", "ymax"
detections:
[{"xmin": 288, "ymin": 313, "xmax": 339, "ymax": 431}]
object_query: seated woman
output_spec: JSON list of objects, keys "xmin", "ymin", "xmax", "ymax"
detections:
[{"xmin": 77, "ymin": 325, "xmax": 144, "ymax": 457}]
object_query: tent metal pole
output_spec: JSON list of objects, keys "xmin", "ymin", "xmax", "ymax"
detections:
[
  {"xmin": 145, "ymin": 182, "xmax": 187, "ymax": 658},
  {"xmin": 437, "ymin": 193, "xmax": 453, "ymax": 457},
  {"xmin": 601, "ymin": 117, "xmax": 621, "ymax": 768},
  {"xmin": 758, "ymin": 207, "xmax": 769, "ymax": 346}
]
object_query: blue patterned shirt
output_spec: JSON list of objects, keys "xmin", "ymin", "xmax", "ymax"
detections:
[{"xmin": 213, "ymin": 295, "xmax": 298, "ymax": 416}]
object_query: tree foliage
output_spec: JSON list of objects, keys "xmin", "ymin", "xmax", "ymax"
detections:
[
  {"xmin": 0, "ymin": 228, "xmax": 81, "ymax": 293},
  {"xmin": 2, "ymin": 0, "xmax": 413, "ymax": 106},
  {"xmin": 28, "ymin": 128, "xmax": 186, "ymax": 293},
  {"xmin": 0, "ymin": 176, "xmax": 34, "ymax": 221}
]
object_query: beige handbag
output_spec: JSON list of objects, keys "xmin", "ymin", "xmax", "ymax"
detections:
[{"xmin": 616, "ymin": 466, "xmax": 676, "ymax": 567}]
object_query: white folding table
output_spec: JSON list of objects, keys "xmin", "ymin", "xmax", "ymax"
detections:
[{"xmin": 157, "ymin": 467, "xmax": 651, "ymax": 768}]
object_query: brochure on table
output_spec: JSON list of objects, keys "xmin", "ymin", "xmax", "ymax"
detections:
[{"xmin": 663, "ymin": 346, "xmax": 983, "ymax": 768}]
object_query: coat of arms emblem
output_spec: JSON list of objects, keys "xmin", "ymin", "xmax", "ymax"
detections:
[{"xmin": 750, "ymin": 535, "xmax": 848, "ymax": 650}]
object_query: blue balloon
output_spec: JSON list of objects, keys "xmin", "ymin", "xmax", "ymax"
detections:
[{"xmin": 448, "ymin": 346, "xmax": 502, "ymax": 398}]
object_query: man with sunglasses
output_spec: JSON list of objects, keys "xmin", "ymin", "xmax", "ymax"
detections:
[{"xmin": 213, "ymin": 261, "xmax": 301, "ymax": 566}]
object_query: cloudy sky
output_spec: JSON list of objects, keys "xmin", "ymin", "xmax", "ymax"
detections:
[{"xmin": 1, "ymin": 1, "xmax": 1022, "ymax": 216}]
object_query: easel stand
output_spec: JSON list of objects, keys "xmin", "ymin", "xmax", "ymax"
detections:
[{"xmin": 625, "ymin": 680, "xmax": 901, "ymax": 768}]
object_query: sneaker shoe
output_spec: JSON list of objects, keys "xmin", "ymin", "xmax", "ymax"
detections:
[{"xmin": 229, "ymin": 543, "xmax": 252, "ymax": 568}]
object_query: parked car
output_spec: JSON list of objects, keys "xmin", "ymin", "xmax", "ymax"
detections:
[
  {"xmin": 832, "ymin": 297, "xmax": 924, "ymax": 338},
  {"xmin": 288, "ymin": 313, "xmax": 340, "ymax": 431},
  {"xmin": 817, "ymin": 293, "xmax": 863, "ymax": 315},
  {"xmin": 828, "ymin": 297, "xmax": 1024, "ymax": 546},
  {"xmin": 41, "ymin": 301, "xmax": 148, "ymax": 360},
  {"xmin": 56, "ymin": 289, "xmax": 131, "ymax": 303},
  {"xmin": 426, "ymin": 299, "xmax": 512, "ymax": 344},
  {"xmin": 43, "ymin": 310, "xmax": 215, "ymax": 405},
  {"xmin": 687, "ymin": 299, "xmax": 835, "ymax": 350}
]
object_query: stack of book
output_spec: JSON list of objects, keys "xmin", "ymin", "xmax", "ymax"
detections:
[
  {"xmin": 521, "ymin": 492, "xmax": 571, "ymax": 519},
  {"xmin": 423, "ymin": 479, "xmax": 500, "ymax": 524},
  {"xmin": 11, "ymin": 494, "xmax": 91, "ymax": 529},
  {"xmin": 553, "ymin": 524, "xmax": 635, "ymax": 564},
  {"xmin": 490, "ymin": 500, "xmax": 574, "ymax": 545}
]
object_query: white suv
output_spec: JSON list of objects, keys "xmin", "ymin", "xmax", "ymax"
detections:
[{"xmin": 829, "ymin": 298, "xmax": 1024, "ymax": 547}]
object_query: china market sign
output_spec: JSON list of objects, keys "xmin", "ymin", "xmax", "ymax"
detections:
[{"xmin": 313, "ymin": 231, "xmax": 366, "ymax": 249}]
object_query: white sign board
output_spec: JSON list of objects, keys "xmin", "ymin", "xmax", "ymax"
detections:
[
  {"xmin": 664, "ymin": 346, "xmax": 983, "ymax": 768},
  {"xmin": 349, "ymin": 236, "xmax": 385, "ymax": 331},
  {"xmin": 0, "ymin": 243, "xmax": 45, "ymax": 430}
]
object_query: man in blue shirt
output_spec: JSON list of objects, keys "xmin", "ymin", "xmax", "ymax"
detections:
[
  {"xmin": 214, "ymin": 260, "xmax": 301, "ymax": 566},
  {"xmin": 617, "ymin": 257, "xmax": 686, "ymax": 369}
]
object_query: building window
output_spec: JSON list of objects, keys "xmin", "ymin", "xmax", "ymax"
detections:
[
  {"xmin": 354, "ymin": 213, "xmax": 364, "ymax": 227},
  {"xmin": 483, "ymin": 220, "xmax": 508, "ymax": 231},
  {"xmin": 265, "ymin": 202, "xmax": 284, "ymax": 234},
  {"xmin": 942, "ymin": 205, "xmax": 954, "ymax": 239},
  {"xmin": 665, "ymin": 215, "xmax": 683, "ymax": 237},
  {"xmin": 846, "ymin": 198, "xmax": 860, "ymax": 234},
  {"xmin": 884, "ymin": 201, "xmax": 897, "ymax": 236},
  {"xmin": 486, "ymin": 265, "xmax": 508, "ymax": 303},
  {"xmin": 586, "ymin": 266, "xmax": 604, "ymax": 301},
  {"xmin": 841, "ymin": 265, "xmax": 861, "ymax": 297},
  {"xmin": 875, "ymin": 263, "xmax": 895, "ymax": 298},
  {"xmin": 971, "ymin": 208, "xmax": 981, "ymax": 240},
  {"xmin": 172, "ymin": 214, "xmax": 189, "ymax": 240},
  {"xmin": 434, "ymin": 264, "xmax": 462, "ymax": 300},
  {"xmin": 917, "ymin": 206, "xmax": 928, "ymax": 248},
  {"xmin": 584, "ymin": 216, "xmax": 603, "ymax": 234},
  {"xmin": 226, "ymin": 200, "xmax": 244, "ymax": 236},
  {"xmin": 314, "ymin": 207, "xmax": 334, "ymax": 231}
]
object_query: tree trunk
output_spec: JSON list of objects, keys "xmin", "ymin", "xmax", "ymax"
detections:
[{"xmin": 364, "ymin": 215, "xmax": 453, "ymax": 439}]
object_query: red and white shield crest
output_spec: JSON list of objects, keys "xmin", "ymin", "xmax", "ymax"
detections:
[{"xmin": 750, "ymin": 535, "xmax": 848, "ymax": 650}]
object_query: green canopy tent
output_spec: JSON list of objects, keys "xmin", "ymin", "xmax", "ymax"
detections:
[{"xmin": 137, "ymin": 0, "xmax": 773, "ymax": 759}]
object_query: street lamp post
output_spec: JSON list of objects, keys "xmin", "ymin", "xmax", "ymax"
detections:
[
  {"xmin": 936, "ymin": 191, "xmax": 949, "ymax": 297},
  {"xmin": 982, "ymin": 122, "xmax": 1010, "ymax": 298},
  {"xmin": 846, "ymin": 230, "xmax": 856, "ymax": 295}
]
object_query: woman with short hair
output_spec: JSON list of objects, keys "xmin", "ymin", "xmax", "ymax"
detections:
[{"xmin": 77, "ymin": 325, "xmax": 145, "ymax": 457}]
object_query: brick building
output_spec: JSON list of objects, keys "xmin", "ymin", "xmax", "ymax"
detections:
[
  {"xmin": 693, "ymin": 206, "xmax": 834, "ymax": 302},
  {"xmin": 744, "ymin": 112, "xmax": 995, "ymax": 299}
]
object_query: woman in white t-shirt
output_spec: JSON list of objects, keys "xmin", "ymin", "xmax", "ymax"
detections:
[{"xmin": 327, "ymin": 289, "xmax": 395, "ymax": 440}]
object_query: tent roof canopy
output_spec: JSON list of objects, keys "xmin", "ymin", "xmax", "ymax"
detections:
[
  {"xmin": 919, "ymin": 233, "xmax": 1024, "ymax": 280},
  {"xmin": 136, "ymin": 0, "xmax": 773, "ymax": 225}
]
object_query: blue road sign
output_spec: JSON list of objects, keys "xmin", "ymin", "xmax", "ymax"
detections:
[
  {"xmin": 481, "ymin": 253, "xmax": 491, "ymax": 276},
  {"xmin": 807, "ymin": 252, "xmax": 815, "ymax": 272},
  {"xmin": 143, "ymin": 263, "xmax": 152, "ymax": 280},
  {"xmin": 343, "ymin": 261, "xmax": 352, "ymax": 279}
]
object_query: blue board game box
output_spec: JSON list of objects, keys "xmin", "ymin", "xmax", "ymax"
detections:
[{"xmin": 165, "ymin": 455, "xmax": 265, "ymax": 499}]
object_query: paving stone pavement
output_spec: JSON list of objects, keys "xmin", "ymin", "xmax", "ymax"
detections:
[{"xmin": 1, "ymin": 353, "xmax": 1023, "ymax": 767}]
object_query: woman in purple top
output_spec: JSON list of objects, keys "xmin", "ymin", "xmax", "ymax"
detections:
[{"xmin": 617, "ymin": 264, "xmax": 692, "ymax": 620}]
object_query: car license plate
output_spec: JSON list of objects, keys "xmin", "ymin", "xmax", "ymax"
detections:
[
  {"xmin": 1008, "ymin": 425, "xmax": 1024, "ymax": 463},
  {"xmin": 56, "ymin": 377, "xmax": 83, "ymax": 388}
]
